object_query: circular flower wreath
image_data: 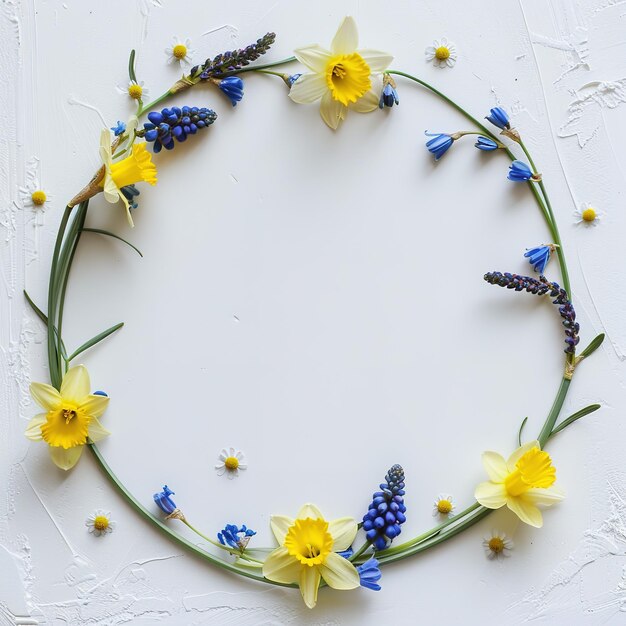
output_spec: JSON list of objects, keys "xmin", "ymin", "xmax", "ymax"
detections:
[{"xmin": 24, "ymin": 17, "xmax": 605, "ymax": 610}]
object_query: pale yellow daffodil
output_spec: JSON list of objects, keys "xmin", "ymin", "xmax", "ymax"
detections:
[
  {"xmin": 474, "ymin": 440, "xmax": 564, "ymax": 527},
  {"xmin": 262, "ymin": 503, "xmax": 360, "ymax": 608},
  {"xmin": 289, "ymin": 16, "xmax": 393, "ymax": 130},
  {"xmin": 99, "ymin": 123, "xmax": 157, "ymax": 228},
  {"xmin": 25, "ymin": 365, "xmax": 110, "ymax": 470}
]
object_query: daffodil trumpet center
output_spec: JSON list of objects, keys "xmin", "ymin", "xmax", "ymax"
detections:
[
  {"xmin": 504, "ymin": 447, "xmax": 556, "ymax": 497},
  {"xmin": 284, "ymin": 518, "xmax": 334, "ymax": 567},
  {"xmin": 41, "ymin": 403, "xmax": 91, "ymax": 449},
  {"xmin": 106, "ymin": 143, "xmax": 158, "ymax": 190},
  {"xmin": 325, "ymin": 53, "xmax": 371, "ymax": 106}
]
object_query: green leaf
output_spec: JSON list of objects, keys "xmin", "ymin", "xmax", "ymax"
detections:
[
  {"xmin": 23, "ymin": 290, "xmax": 48, "ymax": 326},
  {"xmin": 579, "ymin": 333, "xmax": 605, "ymax": 360},
  {"xmin": 517, "ymin": 416, "xmax": 528, "ymax": 447},
  {"xmin": 128, "ymin": 49, "xmax": 137, "ymax": 83},
  {"xmin": 82, "ymin": 228, "xmax": 143, "ymax": 257},
  {"xmin": 67, "ymin": 322, "xmax": 124, "ymax": 362},
  {"xmin": 550, "ymin": 404, "xmax": 601, "ymax": 438}
]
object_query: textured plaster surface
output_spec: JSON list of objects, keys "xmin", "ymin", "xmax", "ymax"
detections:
[{"xmin": 1, "ymin": 0, "xmax": 626, "ymax": 624}]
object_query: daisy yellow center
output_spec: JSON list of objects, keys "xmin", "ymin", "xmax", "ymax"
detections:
[
  {"xmin": 173, "ymin": 44, "xmax": 187, "ymax": 60},
  {"xmin": 504, "ymin": 447, "xmax": 556, "ymax": 497},
  {"xmin": 224, "ymin": 456, "xmax": 239, "ymax": 470},
  {"xmin": 284, "ymin": 518, "xmax": 334, "ymax": 567},
  {"xmin": 128, "ymin": 83, "xmax": 143, "ymax": 99},
  {"xmin": 94, "ymin": 516, "xmax": 109, "ymax": 531},
  {"xmin": 109, "ymin": 143, "xmax": 157, "ymax": 190},
  {"xmin": 435, "ymin": 46, "xmax": 450, "ymax": 60},
  {"xmin": 31, "ymin": 190, "xmax": 47, "ymax": 205},
  {"xmin": 582, "ymin": 207, "xmax": 596, "ymax": 222},
  {"xmin": 437, "ymin": 499, "xmax": 453, "ymax": 514},
  {"xmin": 488, "ymin": 537, "xmax": 505, "ymax": 553},
  {"xmin": 325, "ymin": 53, "xmax": 371, "ymax": 107},
  {"xmin": 40, "ymin": 403, "xmax": 91, "ymax": 449}
]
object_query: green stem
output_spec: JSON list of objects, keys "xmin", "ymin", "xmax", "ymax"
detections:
[
  {"xmin": 537, "ymin": 377, "xmax": 571, "ymax": 447},
  {"xmin": 87, "ymin": 443, "xmax": 294, "ymax": 588},
  {"xmin": 348, "ymin": 541, "xmax": 372, "ymax": 562},
  {"xmin": 228, "ymin": 56, "xmax": 296, "ymax": 75},
  {"xmin": 519, "ymin": 139, "xmax": 571, "ymax": 296}
]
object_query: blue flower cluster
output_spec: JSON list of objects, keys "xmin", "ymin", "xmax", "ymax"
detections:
[
  {"xmin": 142, "ymin": 106, "xmax": 217, "ymax": 153},
  {"xmin": 217, "ymin": 77, "xmax": 244, "ymax": 106},
  {"xmin": 154, "ymin": 485, "xmax": 177, "ymax": 515},
  {"xmin": 524, "ymin": 244, "xmax": 553, "ymax": 274},
  {"xmin": 217, "ymin": 524, "xmax": 256, "ymax": 550},
  {"xmin": 363, "ymin": 464, "xmax": 407, "ymax": 551}
]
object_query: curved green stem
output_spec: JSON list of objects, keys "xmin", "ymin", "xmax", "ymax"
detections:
[{"xmin": 228, "ymin": 56, "xmax": 296, "ymax": 75}]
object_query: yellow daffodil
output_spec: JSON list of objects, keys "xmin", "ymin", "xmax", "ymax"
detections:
[
  {"xmin": 474, "ymin": 440, "xmax": 564, "ymax": 528},
  {"xmin": 25, "ymin": 365, "xmax": 110, "ymax": 470},
  {"xmin": 289, "ymin": 16, "xmax": 393, "ymax": 130},
  {"xmin": 99, "ymin": 125, "xmax": 157, "ymax": 228},
  {"xmin": 262, "ymin": 503, "xmax": 359, "ymax": 608}
]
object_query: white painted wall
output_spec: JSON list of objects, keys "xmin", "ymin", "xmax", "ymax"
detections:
[{"xmin": 2, "ymin": 1, "xmax": 626, "ymax": 624}]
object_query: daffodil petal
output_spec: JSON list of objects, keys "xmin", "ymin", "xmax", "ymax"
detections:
[
  {"xmin": 481, "ymin": 451, "xmax": 508, "ymax": 482},
  {"xmin": 297, "ymin": 503, "xmax": 323, "ymax": 520},
  {"xmin": 319, "ymin": 552, "xmax": 360, "ymax": 590},
  {"xmin": 25, "ymin": 413, "xmax": 47, "ymax": 441},
  {"xmin": 358, "ymin": 49, "xmax": 393, "ymax": 73},
  {"xmin": 328, "ymin": 517, "xmax": 358, "ymax": 551},
  {"xmin": 348, "ymin": 86, "xmax": 379, "ymax": 113},
  {"xmin": 293, "ymin": 44, "xmax": 332, "ymax": 74},
  {"xmin": 319, "ymin": 91, "xmax": 346, "ymax": 130},
  {"xmin": 30, "ymin": 382, "xmax": 62, "ymax": 411},
  {"xmin": 88, "ymin": 417, "xmax": 111, "ymax": 442},
  {"xmin": 99, "ymin": 129, "xmax": 113, "ymax": 167},
  {"xmin": 49, "ymin": 445, "xmax": 84, "ymax": 471},
  {"xmin": 102, "ymin": 176, "xmax": 119, "ymax": 204},
  {"xmin": 288, "ymin": 73, "xmax": 328, "ymax": 104},
  {"xmin": 262, "ymin": 546, "xmax": 302, "ymax": 584},
  {"xmin": 331, "ymin": 16, "xmax": 359, "ymax": 55},
  {"xmin": 118, "ymin": 192, "xmax": 135, "ymax": 228},
  {"xmin": 299, "ymin": 565, "xmax": 321, "ymax": 609},
  {"xmin": 80, "ymin": 394, "xmax": 110, "ymax": 419},
  {"xmin": 524, "ymin": 487, "xmax": 565, "ymax": 506},
  {"xmin": 507, "ymin": 496, "xmax": 543, "ymax": 527},
  {"xmin": 270, "ymin": 515, "xmax": 294, "ymax": 545},
  {"xmin": 60, "ymin": 365, "xmax": 90, "ymax": 400},
  {"xmin": 474, "ymin": 481, "xmax": 507, "ymax": 509},
  {"xmin": 507, "ymin": 440, "xmax": 540, "ymax": 470}
]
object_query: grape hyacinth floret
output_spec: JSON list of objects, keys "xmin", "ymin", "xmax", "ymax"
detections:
[
  {"xmin": 141, "ymin": 106, "xmax": 217, "ymax": 153},
  {"xmin": 190, "ymin": 32, "xmax": 276, "ymax": 80},
  {"xmin": 363, "ymin": 464, "xmax": 407, "ymax": 551},
  {"xmin": 484, "ymin": 272, "xmax": 579, "ymax": 354},
  {"xmin": 217, "ymin": 524, "xmax": 256, "ymax": 551}
]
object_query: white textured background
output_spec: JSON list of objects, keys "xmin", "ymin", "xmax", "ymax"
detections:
[{"xmin": 2, "ymin": 0, "xmax": 626, "ymax": 624}]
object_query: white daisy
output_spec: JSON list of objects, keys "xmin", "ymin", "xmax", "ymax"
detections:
[
  {"xmin": 574, "ymin": 203, "xmax": 602, "ymax": 226},
  {"xmin": 425, "ymin": 38, "xmax": 458, "ymax": 68},
  {"xmin": 483, "ymin": 530, "xmax": 514, "ymax": 560},
  {"xmin": 86, "ymin": 510, "xmax": 116, "ymax": 537},
  {"xmin": 19, "ymin": 161, "xmax": 51, "ymax": 209},
  {"xmin": 116, "ymin": 80, "xmax": 149, "ymax": 102},
  {"xmin": 215, "ymin": 447, "xmax": 247, "ymax": 479},
  {"xmin": 432, "ymin": 493, "xmax": 455, "ymax": 518},
  {"xmin": 165, "ymin": 37, "xmax": 195, "ymax": 67}
]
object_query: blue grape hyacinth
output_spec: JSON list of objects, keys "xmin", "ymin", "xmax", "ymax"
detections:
[
  {"xmin": 217, "ymin": 76, "xmax": 244, "ymax": 106},
  {"xmin": 363, "ymin": 464, "xmax": 407, "ymax": 551},
  {"xmin": 425, "ymin": 132, "xmax": 454, "ymax": 161},
  {"xmin": 217, "ymin": 524, "xmax": 256, "ymax": 550},
  {"xmin": 485, "ymin": 106, "xmax": 510, "ymax": 130},
  {"xmin": 142, "ymin": 106, "xmax": 217, "ymax": 153}
]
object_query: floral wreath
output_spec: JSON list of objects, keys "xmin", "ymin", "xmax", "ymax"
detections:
[{"xmin": 24, "ymin": 17, "xmax": 604, "ymax": 609}]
